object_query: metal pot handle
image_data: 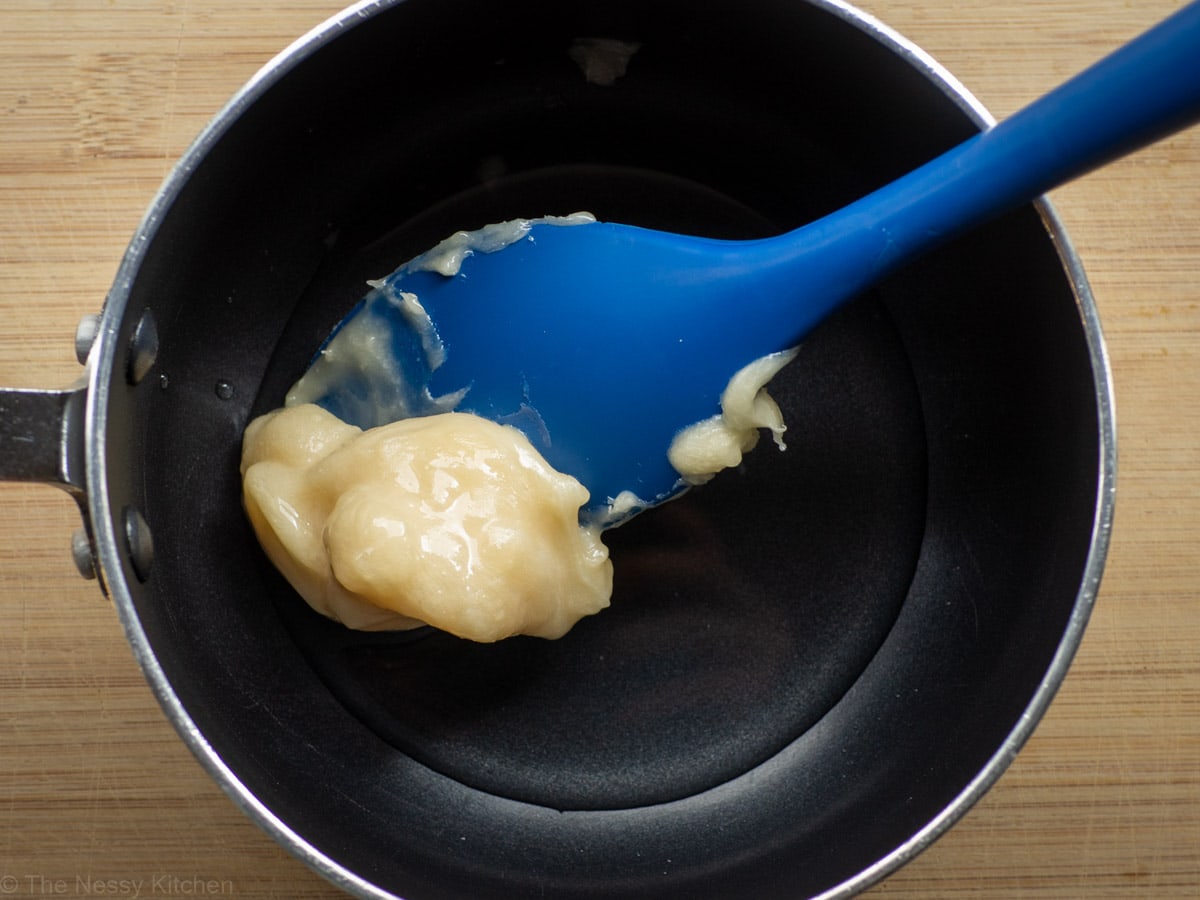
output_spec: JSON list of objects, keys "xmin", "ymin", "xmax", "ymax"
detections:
[
  {"xmin": 0, "ymin": 386, "xmax": 87, "ymax": 492},
  {"xmin": 0, "ymin": 315, "xmax": 96, "ymax": 580}
]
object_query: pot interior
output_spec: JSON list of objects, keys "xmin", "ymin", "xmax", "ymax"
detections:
[{"xmin": 103, "ymin": 1, "xmax": 1107, "ymax": 897}]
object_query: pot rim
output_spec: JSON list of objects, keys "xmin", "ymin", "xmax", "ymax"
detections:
[{"xmin": 85, "ymin": 1, "xmax": 1117, "ymax": 897}]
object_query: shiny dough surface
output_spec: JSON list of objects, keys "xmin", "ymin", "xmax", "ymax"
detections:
[{"xmin": 241, "ymin": 404, "xmax": 612, "ymax": 641}]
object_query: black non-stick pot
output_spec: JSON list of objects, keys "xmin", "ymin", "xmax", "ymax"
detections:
[{"xmin": 0, "ymin": 0, "xmax": 1114, "ymax": 897}]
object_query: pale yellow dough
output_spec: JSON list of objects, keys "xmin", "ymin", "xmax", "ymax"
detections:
[
  {"xmin": 240, "ymin": 404, "xmax": 612, "ymax": 642},
  {"xmin": 667, "ymin": 348, "xmax": 799, "ymax": 485}
]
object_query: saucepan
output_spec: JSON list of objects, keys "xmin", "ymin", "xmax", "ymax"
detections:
[{"xmin": 0, "ymin": 0, "xmax": 1113, "ymax": 896}]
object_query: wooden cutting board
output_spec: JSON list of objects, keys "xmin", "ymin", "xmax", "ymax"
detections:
[{"xmin": 1, "ymin": 1, "xmax": 1197, "ymax": 896}]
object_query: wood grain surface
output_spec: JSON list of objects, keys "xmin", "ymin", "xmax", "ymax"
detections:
[{"xmin": 1, "ymin": 1, "xmax": 1197, "ymax": 897}]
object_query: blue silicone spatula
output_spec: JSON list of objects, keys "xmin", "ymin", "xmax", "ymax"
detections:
[{"xmin": 294, "ymin": 1, "xmax": 1200, "ymax": 524}]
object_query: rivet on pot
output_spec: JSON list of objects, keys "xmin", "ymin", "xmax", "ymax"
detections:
[
  {"xmin": 123, "ymin": 506, "xmax": 154, "ymax": 583},
  {"xmin": 70, "ymin": 527, "xmax": 97, "ymax": 581},
  {"xmin": 126, "ymin": 309, "xmax": 159, "ymax": 386},
  {"xmin": 74, "ymin": 314, "xmax": 101, "ymax": 366}
]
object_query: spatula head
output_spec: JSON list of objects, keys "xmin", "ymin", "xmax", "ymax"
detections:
[{"xmin": 289, "ymin": 218, "xmax": 808, "ymax": 523}]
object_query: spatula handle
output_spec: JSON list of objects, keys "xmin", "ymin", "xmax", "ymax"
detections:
[
  {"xmin": 786, "ymin": 0, "xmax": 1200, "ymax": 306},
  {"xmin": 981, "ymin": 0, "xmax": 1200, "ymax": 195}
]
